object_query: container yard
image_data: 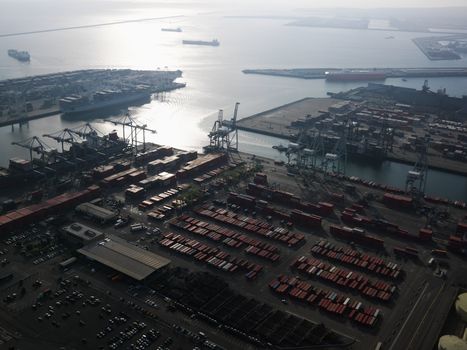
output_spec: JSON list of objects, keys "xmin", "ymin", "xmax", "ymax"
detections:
[
  {"xmin": 0, "ymin": 69, "xmax": 185, "ymax": 127},
  {"xmin": 0, "ymin": 113, "xmax": 466, "ymax": 350},
  {"xmin": 238, "ymin": 83, "xmax": 467, "ymax": 176}
]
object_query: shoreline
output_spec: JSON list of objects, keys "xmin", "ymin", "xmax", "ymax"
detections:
[{"xmin": 237, "ymin": 119, "xmax": 467, "ymax": 177}]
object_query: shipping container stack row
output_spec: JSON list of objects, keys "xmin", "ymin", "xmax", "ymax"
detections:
[
  {"xmin": 102, "ymin": 168, "xmax": 146, "ymax": 187},
  {"xmin": 311, "ymin": 240, "xmax": 402, "ymax": 280},
  {"xmin": 176, "ymin": 153, "xmax": 227, "ymax": 180},
  {"xmin": 253, "ymin": 172, "xmax": 268, "ymax": 186},
  {"xmin": 139, "ymin": 187, "xmax": 182, "ymax": 211},
  {"xmin": 92, "ymin": 160, "xmax": 132, "ymax": 180},
  {"xmin": 373, "ymin": 219, "xmax": 432, "ymax": 242},
  {"xmin": 290, "ymin": 210, "xmax": 322, "ymax": 229},
  {"xmin": 226, "ymin": 192, "xmax": 291, "ymax": 222},
  {"xmin": 227, "ymin": 192, "xmax": 257, "ymax": 209},
  {"xmin": 383, "ymin": 193, "xmax": 413, "ymax": 209},
  {"xmin": 158, "ymin": 232, "xmax": 263, "ymax": 280},
  {"xmin": 269, "ymin": 275, "xmax": 382, "ymax": 328},
  {"xmin": 329, "ymin": 225, "xmax": 385, "ymax": 248},
  {"xmin": 335, "ymin": 173, "xmax": 407, "ymax": 196},
  {"xmin": 195, "ymin": 206, "xmax": 305, "ymax": 247},
  {"xmin": 291, "ymin": 256, "xmax": 396, "ymax": 302},
  {"xmin": 327, "ymin": 192, "xmax": 345, "ymax": 204},
  {"xmin": 0, "ymin": 185, "xmax": 100, "ymax": 234},
  {"xmin": 393, "ymin": 246, "xmax": 419, "ymax": 259},
  {"xmin": 134, "ymin": 146, "xmax": 174, "ymax": 165},
  {"xmin": 448, "ymin": 224, "xmax": 467, "ymax": 252},
  {"xmin": 341, "ymin": 207, "xmax": 372, "ymax": 228},
  {"xmin": 246, "ymin": 182, "xmax": 334, "ymax": 217},
  {"xmin": 169, "ymin": 215, "xmax": 281, "ymax": 262},
  {"xmin": 147, "ymin": 204, "xmax": 175, "ymax": 222},
  {"xmin": 193, "ymin": 166, "xmax": 230, "ymax": 185}
]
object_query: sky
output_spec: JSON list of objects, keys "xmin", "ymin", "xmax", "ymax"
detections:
[{"xmin": 3, "ymin": 0, "xmax": 467, "ymax": 6}]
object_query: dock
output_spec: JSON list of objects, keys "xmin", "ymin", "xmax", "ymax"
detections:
[
  {"xmin": 237, "ymin": 85, "xmax": 467, "ymax": 176},
  {"xmin": 242, "ymin": 67, "xmax": 467, "ymax": 80},
  {"xmin": 0, "ymin": 69, "xmax": 184, "ymax": 127}
]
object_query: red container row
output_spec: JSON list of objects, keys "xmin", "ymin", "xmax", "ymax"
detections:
[
  {"xmin": 246, "ymin": 183, "xmax": 334, "ymax": 217},
  {"xmin": 170, "ymin": 214, "xmax": 281, "ymax": 262},
  {"xmin": 393, "ymin": 246, "xmax": 418, "ymax": 258},
  {"xmin": 228, "ymin": 192, "xmax": 257, "ymax": 209},
  {"xmin": 311, "ymin": 240, "xmax": 402, "ymax": 279},
  {"xmin": 159, "ymin": 232, "xmax": 262, "ymax": 279},
  {"xmin": 330, "ymin": 225, "xmax": 384, "ymax": 248},
  {"xmin": 383, "ymin": 193, "xmax": 413, "ymax": 209},
  {"xmin": 290, "ymin": 210, "xmax": 322, "ymax": 229},
  {"xmin": 195, "ymin": 206, "xmax": 305, "ymax": 247},
  {"xmin": 291, "ymin": 256, "xmax": 395, "ymax": 301},
  {"xmin": 253, "ymin": 172, "xmax": 268, "ymax": 186},
  {"xmin": 0, "ymin": 185, "xmax": 100, "ymax": 233},
  {"xmin": 269, "ymin": 274, "xmax": 381, "ymax": 328}
]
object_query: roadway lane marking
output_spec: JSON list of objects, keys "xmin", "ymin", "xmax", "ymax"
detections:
[
  {"xmin": 388, "ymin": 281, "xmax": 429, "ymax": 350},
  {"xmin": 406, "ymin": 282, "xmax": 445, "ymax": 350}
]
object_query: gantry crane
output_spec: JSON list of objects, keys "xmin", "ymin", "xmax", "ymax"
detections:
[
  {"xmin": 406, "ymin": 136, "xmax": 429, "ymax": 200},
  {"xmin": 11, "ymin": 136, "xmax": 58, "ymax": 164},
  {"xmin": 104, "ymin": 113, "xmax": 156, "ymax": 155},
  {"xmin": 207, "ymin": 102, "xmax": 240, "ymax": 152},
  {"xmin": 321, "ymin": 123, "xmax": 347, "ymax": 176}
]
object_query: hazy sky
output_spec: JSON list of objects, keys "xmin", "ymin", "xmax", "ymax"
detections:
[
  {"xmin": 3, "ymin": 0, "xmax": 467, "ymax": 6},
  {"xmin": 228, "ymin": 0, "xmax": 467, "ymax": 7}
]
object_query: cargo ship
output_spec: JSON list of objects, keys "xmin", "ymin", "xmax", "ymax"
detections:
[
  {"xmin": 7, "ymin": 49, "xmax": 30, "ymax": 62},
  {"xmin": 161, "ymin": 27, "xmax": 182, "ymax": 33},
  {"xmin": 182, "ymin": 39, "xmax": 219, "ymax": 46},
  {"xmin": 59, "ymin": 87, "xmax": 152, "ymax": 115},
  {"xmin": 325, "ymin": 70, "xmax": 387, "ymax": 82},
  {"xmin": 161, "ymin": 27, "xmax": 182, "ymax": 32}
]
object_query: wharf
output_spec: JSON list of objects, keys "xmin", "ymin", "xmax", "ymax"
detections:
[
  {"xmin": 237, "ymin": 93, "xmax": 467, "ymax": 176},
  {"xmin": 242, "ymin": 67, "xmax": 467, "ymax": 80},
  {"xmin": 0, "ymin": 69, "xmax": 184, "ymax": 127},
  {"xmin": 0, "ymin": 104, "xmax": 59, "ymax": 127},
  {"xmin": 237, "ymin": 97, "xmax": 340, "ymax": 139}
]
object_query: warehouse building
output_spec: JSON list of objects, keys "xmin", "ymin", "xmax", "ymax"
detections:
[
  {"xmin": 75, "ymin": 202, "xmax": 117, "ymax": 224},
  {"xmin": 77, "ymin": 235, "xmax": 171, "ymax": 281},
  {"xmin": 62, "ymin": 222, "xmax": 105, "ymax": 246}
]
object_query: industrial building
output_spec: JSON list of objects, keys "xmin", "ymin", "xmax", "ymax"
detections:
[
  {"xmin": 62, "ymin": 222, "xmax": 105, "ymax": 246},
  {"xmin": 75, "ymin": 202, "xmax": 117, "ymax": 224},
  {"xmin": 77, "ymin": 235, "xmax": 171, "ymax": 280}
]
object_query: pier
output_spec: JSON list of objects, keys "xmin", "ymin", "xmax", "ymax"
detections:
[{"xmin": 242, "ymin": 67, "xmax": 467, "ymax": 80}]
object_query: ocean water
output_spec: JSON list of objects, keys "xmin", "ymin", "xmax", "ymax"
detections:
[{"xmin": 0, "ymin": 1, "xmax": 466, "ymax": 200}]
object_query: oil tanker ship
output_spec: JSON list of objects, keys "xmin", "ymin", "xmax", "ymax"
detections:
[
  {"xmin": 325, "ymin": 70, "xmax": 387, "ymax": 81},
  {"xmin": 182, "ymin": 39, "xmax": 219, "ymax": 46},
  {"xmin": 7, "ymin": 49, "xmax": 30, "ymax": 62}
]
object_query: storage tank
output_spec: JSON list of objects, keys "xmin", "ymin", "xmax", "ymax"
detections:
[
  {"xmin": 455, "ymin": 293, "xmax": 467, "ymax": 322},
  {"xmin": 438, "ymin": 335, "xmax": 467, "ymax": 350}
]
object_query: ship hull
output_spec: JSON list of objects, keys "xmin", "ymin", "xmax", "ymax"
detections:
[
  {"xmin": 60, "ymin": 93, "xmax": 151, "ymax": 115},
  {"xmin": 182, "ymin": 40, "xmax": 219, "ymax": 46}
]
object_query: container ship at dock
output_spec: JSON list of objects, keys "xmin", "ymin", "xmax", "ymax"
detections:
[
  {"xmin": 59, "ymin": 82, "xmax": 185, "ymax": 115},
  {"xmin": 59, "ymin": 87, "xmax": 153, "ymax": 115}
]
